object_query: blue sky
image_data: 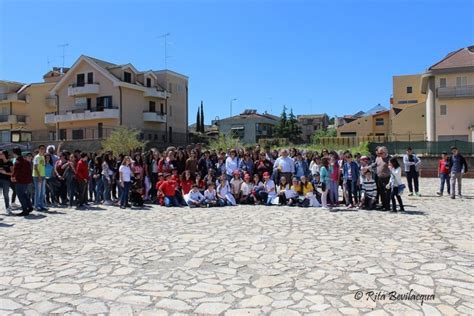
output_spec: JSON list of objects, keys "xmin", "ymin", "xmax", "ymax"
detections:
[{"xmin": 1, "ymin": 0, "xmax": 473, "ymax": 124}]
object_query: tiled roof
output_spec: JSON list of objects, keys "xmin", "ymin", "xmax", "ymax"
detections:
[{"xmin": 429, "ymin": 46, "xmax": 474, "ymax": 70}]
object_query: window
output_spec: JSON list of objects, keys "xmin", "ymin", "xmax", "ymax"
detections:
[
  {"xmin": 375, "ymin": 118, "xmax": 384, "ymax": 126},
  {"xmin": 0, "ymin": 131, "xmax": 11, "ymax": 143},
  {"xmin": 72, "ymin": 129, "xmax": 84, "ymax": 140},
  {"xmin": 87, "ymin": 72, "xmax": 93, "ymax": 84},
  {"xmin": 146, "ymin": 78, "xmax": 152, "ymax": 87},
  {"xmin": 149, "ymin": 101, "xmax": 156, "ymax": 112},
  {"xmin": 168, "ymin": 126, "xmax": 173, "ymax": 142},
  {"xmin": 168, "ymin": 82, "xmax": 173, "ymax": 93},
  {"xmin": 154, "ymin": 134, "xmax": 158, "ymax": 140},
  {"xmin": 59, "ymin": 129, "xmax": 67, "ymax": 140},
  {"xmin": 439, "ymin": 78, "xmax": 447, "ymax": 88},
  {"xmin": 124, "ymin": 71, "xmax": 132, "ymax": 83},
  {"xmin": 98, "ymin": 123, "xmax": 103, "ymax": 138},
  {"xmin": 406, "ymin": 86, "xmax": 413, "ymax": 94},
  {"xmin": 76, "ymin": 74, "xmax": 85, "ymax": 86},
  {"xmin": 456, "ymin": 76, "xmax": 467, "ymax": 86},
  {"xmin": 86, "ymin": 98, "xmax": 92, "ymax": 110},
  {"xmin": 140, "ymin": 133, "xmax": 144, "ymax": 140},
  {"xmin": 48, "ymin": 131, "xmax": 56, "ymax": 141},
  {"xmin": 440, "ymin": 104, "xmax": 447, "ymax": 115},
  {"xmin": 97, "ymin": 96, "xmax": 112, "ymax": 110},
  {"xmin": 160, "ymin": 103, "xmax": 164, "ymax": 115},
  {"xmin": 75, "ymin": 97, "xmax": 88, "ymax": 107},
  {"xmin": 148, "ymin": 134, "xmax": 152, "ymax": 140}
]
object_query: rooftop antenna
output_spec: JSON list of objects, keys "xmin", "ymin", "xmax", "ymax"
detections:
[
  {"xmin": 58, "ymin": 43, "xmax": 69, "ymax": 69},
  {"xmin": 157, "ymin": 33, "xmax": 171, "ymax": 69}
]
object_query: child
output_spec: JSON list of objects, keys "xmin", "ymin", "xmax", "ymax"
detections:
[
  {"xmin": 259, "ymin": 172, "xmax": 276, "ymax": 205},
  {"xmin": 298, "ymin": 175, "xmax": 319, "ymax": 207},
  {"xmin": 276, "ymin": 176, "xmax": 289, "ymax": 205},
  {"xmin": 230, "ymin": 170, "xmax": 243, "ymax": 201},
  {"xmin": 217, "ymin": 175, "xmax": 236, "ymax": 206},
  {"xmin": 287, "ymin": 177, "xmax": 301, "ymax": 206},
  {"xmin": 387, "ymin": 157, "xmax": 405, "ymax": 212},
  {"xmin": 359, "ymin": 169, "xmax": 377, "ymax": 210},
  {"xmin": 158, "ymin": 174, "xmax": 180, "ymax": 207},
  {"xmin": 239, "ymin": 173, "xmax": 255, "ymax": 204},
  {"xmin": 204, "ymin": 168, "xmax": 216, "ymax": 187},
  {"xmin": 343, "ymin": 153, "xmax": 360, "ymax": 208},
  {"xmin": 204, "ymin": 182, "xmax": 219, "ymax": 207},
  {"xmin": 186, "ymin": 184, "xmax": 205, "ymax": 207},
  {"xmin": 319, "ymin": 157, "xmax": 330, "ymax": 209},
  {"xmin": 155, "ymin": 173, "xmax": 165, "ymax": 205},
  {"xmin": 436, "ymin": 151, "xmax": 450, "ymax": 196},
  {"xmin": 195, "ymin": 173, "xmax": 206, "ymax": 193},
  {"xmin": 180, "ymin": 170, "xmax": 194, "ymax": 195}
]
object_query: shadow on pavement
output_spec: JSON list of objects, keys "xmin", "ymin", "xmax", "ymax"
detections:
[
  {"xmin": 0, "ymin": 222, "xmax": 14, "ymax": 227},
  {"xmin": 400, "ymin": 210, "xmax": 426, "ymax": 215},
  {"xmin": 24, "ymin": 214, "xmax": 47, "ymax": 220}
]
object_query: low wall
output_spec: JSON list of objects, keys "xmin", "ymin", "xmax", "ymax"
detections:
[{"xmin": 396, "ymin": 155, "xmax": 474, "ymax": 178}]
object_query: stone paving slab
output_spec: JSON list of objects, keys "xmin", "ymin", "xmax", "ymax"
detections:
[{"xmin": 0, "ymin": 178, "xmax": 473, "ymax": 315}]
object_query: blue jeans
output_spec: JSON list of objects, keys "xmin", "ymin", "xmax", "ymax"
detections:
[
  {"xmin": 102, "ymin": 175, "xmax": 111, "ymax": 201},
  {"xmin": 164, "ymin": 195, "xmax": 179, "ymax": 207},
  {"xmin": 439, "ymin": 173, "xmax": 450, "ymax": 194},
  {"xmin": 0, "ymin": 179, "xmax": 10, "ymax": 209},
  {"xmin": 120, "ymin": 181, "xmax": 131, "ymax": 207},
  {"xmin": 66, "ymin": 178, "xmax": 76, "ymax": 207},
  {"xmin": 95, "ymin": 177, "xmax": 104, "ymax": 202},
  {"xmin": 16, "ymin": 183, "xmax": 32, "ymax": 212},
  {"xmin": 328, "ymin": 179, "xmax": 339, "ymax": 204},
  {"xmin": 33, "ymin": 176, "xmax": 46, "ymax": 209}
]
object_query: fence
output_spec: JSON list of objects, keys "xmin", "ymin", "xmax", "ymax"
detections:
[
  {"xmin": 368, "ymin": 140, "xmax": 474, "ymax": 156},
  {"xmin": 316, "ymin": 136, "xmax": 388, "ymax": 148}
]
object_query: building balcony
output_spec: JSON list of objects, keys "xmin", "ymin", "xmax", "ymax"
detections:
[
  {"xmin": 143, "ymin": 111, "xmax": 166, "ymax": 123},
  {"xmin": 46, "ymin": 96, "xmax": 57, "ymax": 107},
  {"xmin": 0, "ymin": 114, "xmax": 28, "ymax": 125},
  {"xmin": 45, "ymin": 107, "xmax": 119, "ymax": 124},
  {"xmin": 0, "ymin": 93, "xmax": 26, "ymax": 102},
  {"xmin": 68, "ymin": 83, "xmax": 100, "ymax": 96},
  {"xmin": 437, "ymin": 85, "xmax": 474, "ymax": 99},
  {"xmin": 143, "ymin": 87, "xmax": 167, "ymax": 99}
]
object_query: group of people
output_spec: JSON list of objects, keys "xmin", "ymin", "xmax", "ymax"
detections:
[{"xmin": 0, "ymin": 142, "xmax": 468, "ymax": 217}]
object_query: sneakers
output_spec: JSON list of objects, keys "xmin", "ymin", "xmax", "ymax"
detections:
[
  {"xmin": 415, "ymin": 192, "xmax": 421, "ymax": 197},
  {"xmin": 451, "ymin": 195, "xmax": 455, "ymax": 199},
  {"xmin": 436, "ymin": 192, "xmax": 442, "ymax": 196},
  {"xmin": 408, "ymin": 193, "xmax": 414, "ymax": 197},
  {"xmin": 6, "ymin": 207, "xmax": 13, "ymax": 216}
]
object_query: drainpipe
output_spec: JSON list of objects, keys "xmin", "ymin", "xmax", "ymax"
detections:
[
  {"xmin": 119, "ymin": 86, "xmax": 123, "ymax": 125},
  {"xmin": 56, "ymin": 94, "xmax": 59, "ymax": 141}
]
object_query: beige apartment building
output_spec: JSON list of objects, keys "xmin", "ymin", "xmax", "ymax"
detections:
[
  {"xmin": 336, "ymin": 105, "xmax": 390, "ymax": 137},
  {"xmin": 421, "ymin": 46, "xmax": 474, "ymax": 142},
  {"xmin": 390, "ymin": 74, "xmax": 426, "ymax": 141},
  {"xmin": 44, "ymin": 55, "xmax": 188, "ymax": 149},
  {"xmin": 297, "ymin": 114, "xmax": 329, "ymax": 142}
]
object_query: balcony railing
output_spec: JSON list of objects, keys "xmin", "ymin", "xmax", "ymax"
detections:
[
  {"xmin": 437, "ymin": 85, "xmax": 474, "ymax": 98},
  {"xmin": 68, "ymin": 82, "xmax": 100, "ymax": 96},
  {"xmin": 45, "ymin": 107, "xmax": 119, "ymax": 124},
  {"xmin": 46, "ymin": 96, "xmax": 57, "ymax": 107},
  {"xmin": 143, "ymin": 111, "xmax": 166, "ymax": 123},
  {"xmin": 0, "ymin": 93, "xmax": 26, "ymax": 102},
  {"xmin": 0, "ymin": 114, "xmax": 28, "ymax": 124},
  {"xmin": 143, "ymin": 87, "xmax": 168, "ymax": 98}
]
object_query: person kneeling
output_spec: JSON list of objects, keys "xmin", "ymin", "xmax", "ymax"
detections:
[
  {"xmin": 159, "ymin": 174, "xmax": 180, "ymax": 207},
  {"xmin": 204, "ymin": 182, "xmax": 220, "ymax": 207},
  {"xmin": 186, "ymin": 184, "xmax": 205, "ymax": 207},
  {"xmin": 359, "ymin": 169, "xmax": 377, "ymax": 210}
]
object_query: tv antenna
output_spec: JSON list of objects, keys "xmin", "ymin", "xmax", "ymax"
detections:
[
  {"xmin": 58, "ymin": 43, "xmax": 69, "ymax": 68},
  {"xmin": 157, "ymin": 33, "xmax": 171, "ymax": 69}
]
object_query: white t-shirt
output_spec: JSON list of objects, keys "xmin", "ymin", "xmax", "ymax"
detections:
[
  {"xmin": 264, "ymin": 179, "xmax": 276, "ymax": 197},
  {"xmin": 119, "ymin": 165, "xmax": 132, "ymax": 182}
]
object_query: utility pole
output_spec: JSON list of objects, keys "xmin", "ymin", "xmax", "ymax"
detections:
[
  {"xmin": 157, "ymin": 33, "xmax": 171, "ymax": 142},
  {"xmin": 157, "ymin": 33, "xmax": 171, "ymax": 69},
  {"xmin": 230, "ymin": 98, "xmax": 237, "ymax": 117}
]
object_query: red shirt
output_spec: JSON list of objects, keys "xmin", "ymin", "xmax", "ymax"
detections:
[
  {"xmin": 75, "ymin": 159, "xmax": 89, "ymax": 181},
  {"xmin": 159, "ymin": 180, "xmax": 177, "ymax": 197},
  {"xmin": 438, "ymin": 159, "xmax": 449, "ymax": 174},
  {"xmin": 181, "ymin": 179, "xmax": 193, "ymax": 195}
]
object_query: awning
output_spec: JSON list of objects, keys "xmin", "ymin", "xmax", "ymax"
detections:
[{"xmin": 231, "ymin": 126, "xmax": 244, "ymax": 130}]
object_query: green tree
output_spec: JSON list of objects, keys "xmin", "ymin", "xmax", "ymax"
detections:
[
  {"xmin": 275, "ymin": 105, "xmax": 288, "ymax": 138},
  {"xmin": 207, "ymin": 133, "xmax": 243, "ymax": 152},
  {"xmin": 287, "ymin": 108, "xmax": 301, "ymax": 142},
  {"xmin": 312, "ymin": 128, "xmax": 337, "ymax": 144},
  {"xmin": 101, "ymin": 127, "xmax": 147, "ymax": 155},
  {"xmin": 196, "ymin": 108, "xmax": 201, "ymax": 133},
  {"xmin": 200, "ymin": 101, "xmax": 205, "ymax": 133}
]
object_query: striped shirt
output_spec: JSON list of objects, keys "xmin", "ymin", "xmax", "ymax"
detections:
[{"xmin": 361, "ymin": 179, "xmax": 377, "ymax": 199}]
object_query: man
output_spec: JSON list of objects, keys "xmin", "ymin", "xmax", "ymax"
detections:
[
  {"xmin": 403, "ymin": 147, "xmax": 422, "ymax": 196},
  {"xmin": 273, "ymin": 149, "xmax": 294, "ymax": 185},
  {"xmin": 32, "ymin": 145, "xmax": 47, "ymax": 211},
  {"xmin": 11, "ymin": 147, "xmax": 33, "ymax": 216},
  {"xmin": 448, "ymin": 146, "xmax": 468, "ymax": 199},
  {"xmin": 75, "ymin": 153, "xmax": 89, "ymax": 208},
  {"xmin": 371, "ymin": 146, "xmax": 391, "ymax": 211},
  {"xmin": 159, "ymin": 173, "xmax": 180, "ymax": 207}
]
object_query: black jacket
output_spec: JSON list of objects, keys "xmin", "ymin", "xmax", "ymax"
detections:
[{"xmin": 448, "ymin": 154, "xmax": 468, "ymax": 173}]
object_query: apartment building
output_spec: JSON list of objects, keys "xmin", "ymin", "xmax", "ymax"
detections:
[
  {"xmin": 297, "ymin": 114, "xmax": 329, "ymax": 142},
  {"xmin": 421, "ymin": 46, "xmax": 474, "ymax": 142},
  {"xmin": 336, "ymin": 105, "xmax": 390, "ymax": 137},
  {"xmin": 213, "ymin": 109, "xmax": 278, "ymax": 144},
  {"xmin": 0, "ymin": 79, "xmax": 59, "ymax": 144},
  {"xmin": 390, "ymin": 74, "xmax": 426, "ymax": 141},
  {"xmin": 44, "ymin": 55, "xmax": 188, "ymax": 149}
]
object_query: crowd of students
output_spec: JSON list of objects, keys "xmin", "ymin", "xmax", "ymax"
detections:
[{"xmin": 0, "ymin": 142, "xmax": 468, "ymax": 217}]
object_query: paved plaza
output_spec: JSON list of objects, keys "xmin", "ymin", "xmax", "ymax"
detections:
[{"xmin": 0, "ymin": 177, "xmax": 473, "ymax": 315}]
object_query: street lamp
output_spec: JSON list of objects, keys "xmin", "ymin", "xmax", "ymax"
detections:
[{"xmin": 230, "ymin": 98, "xmax": 237, "ymax": 117}]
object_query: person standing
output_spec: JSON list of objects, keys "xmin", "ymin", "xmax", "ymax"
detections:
[
  {"xmin": 273, "ymin": 149, "xmax": 294, "ymax": 185},
  {"xmin": 11, "ymin": 147, "xmax": 33, "ymax": 216},
  {"xmin": 342, "ymin": 152, "xmax": 360, "ymax": 208},
  {"xmin": 0, "ymin": 150, "xmax": 13, "ymax": 215},
  {"xmin": 32, "ymin": 145, "xmax": 47, "ymax": 211},
  {"xmin": 75, "ymin": 153, "xmax": 89, "ymax": 208},
  {"xmin": 436, "ymin": 152, "xmax": 450, "ymax": 196},
  {"xmin": 225, "ymin": 149, "xmax": 240, "ymax": 182},
  {"xmin": 119, "ymin": 156, "xmax": 133, "ymax": 209},
  {"xmin": 372, "ymin": 147, "xmax": 391, "ymax": 211},
  {"xmin": 448, "ymin": 146, "xmax": 468, "ymax": 199},
  {"xmin": 403, "ymin": 147, "xmax": 422, "ymax": 196},
  {"xmin": 387, "ymin": 157, "xmax": 405, "ymax": 212}
]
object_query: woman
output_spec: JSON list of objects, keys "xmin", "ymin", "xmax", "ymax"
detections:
[
  {"xmin": 44, "ymin": 154, "xmax": 57, "ymax": 206},
  {"xmin": 320, "ymin": 157, "xmax": 330, "ymax": 209},
  {"xmin": 180, "ymin": 170, "xmax": 194, "ymax": 196},
  {"xmin": 225, "ymin": 149, "xmax": 240, "ymax": 182},
  {"xmin": 119, "ymin": 156, "xmax": 133, "ymax": 209},
  {"xmin": 276, "ymin": 175, "xmax": 289, "ymax": 206},
  {"xmin": 0, "ymin": 150, "xmax": 13, "ymax": 214},
  {"xmin": 174, "ymin": 150, "xmax": 186, "ymax": 175},
  {"xmin": 388, "ymin": 157, "xmax": 405, "ymax": 212},
  {"xmin": 299, "ymin": 175, "xmax": 319, "ymax": 207},
  {"xmin": 239, "ymin": 173, "xmax": 255, "ymax": 204},
  {"xmin": 185, "ymin": 151, "xmax": 198, "ymax": 175},
  {"xmin": 239, "ymin": 152, "xmax": 254, "ymax": 177},
  {"xmin": 93, "ymin": 156, "xmax": 103, "ymax": 204},
  {"xmin": 54, "ymin": 152, "xmax": 68, "ymax": 205},
  {"xmin": 328, "ymin": 154, "xmax": 340, "ymax": 206},
  {"xmin": 254, "ymin": 152, "xmax": 273, "ymax": 179},
  {"xmin": 101, "ymin": 153, "xmax": 113, "ymax": 205},
  {"xmin": 63, "ymin": 154, "xmax": 77, "ymax": 208},
  {"xmin": 194, "ymin": 173, "xmax": 206, "ymax": 193}
]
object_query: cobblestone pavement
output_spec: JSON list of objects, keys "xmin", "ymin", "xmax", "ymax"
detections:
[{"xmin": 0, "ymin": 178, "xmax": 473, "ymax": 315}]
